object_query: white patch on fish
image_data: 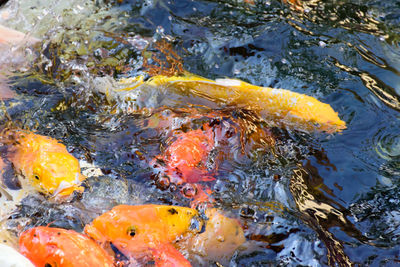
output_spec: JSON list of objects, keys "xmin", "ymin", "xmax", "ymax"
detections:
[
  {"xmin": 215, "ymin": 78, "xmax": 242, "ymax": 87},
  {"xmin": 52, "ymin": 180, "xmax": 75, "ymax": 197}
]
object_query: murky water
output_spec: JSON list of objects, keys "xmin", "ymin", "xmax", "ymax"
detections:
[{"xmin": 1, "ymin": 0, "xmax": 400, "ymax": 266}]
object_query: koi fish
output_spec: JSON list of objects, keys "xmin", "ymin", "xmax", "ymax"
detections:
[
  {"xmin": 0, "ymin": 243, "xmax": 34, "ymax": 267},
  {"xmin": 182, "ymin": 208, "xmax": 245, "ymax": 264},
  {"xmin": 150, "ymin": 110, "xmax": 275, "ymax": 206},
  {"xmin": 1, "ymin": 130, "xmax": 85, "ymax": 199},
  {"xmin": 99, "ymin": 73, "xmax": 346, "ymax": 133},
  {"xmin": 19, "ymin": 226, "xmax": 114, "ymax": 267},
  {"xmin": 84, "ymin": 204, "xmax": 203, "ymax": 266},
  {"xmin": 153, "ymin": 128, "xmax": 215, "ymax": 185}
]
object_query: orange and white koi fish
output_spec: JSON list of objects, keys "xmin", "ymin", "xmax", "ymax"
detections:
[
  {"xmin": 84, "ymin": 204, "xmax": 203, "ymax": 266},
  {"xmin": 1, "ymin": 130, "xmax": 85, "ymax": 200},
  {"xmin": 19, "ymin": 226, "xmax": 114, "ymax": 267},
  {"xmin": 98, "ymin": 73, "xmax": 346, "ymax": 133}
]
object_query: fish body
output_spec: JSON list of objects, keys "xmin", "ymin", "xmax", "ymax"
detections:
[
  {"xmin": 150, "ymin": 110, "xmax": 275, "ymax": 206},
  {"xmin": 2, "ymin": 130, "xmax": 85, "ymax": 199},
  {"xmin": 104, "ymin": 73, "xmax": 345, "ymax": 133},
  {"xmin": 19, "ymin": 226, "xmax": 114, "ymax": 267},
  {"xmin": 84, "ymin": 204, "xmax": 202, "ymax": 266},
  {"xmin": 153, "ymin": 128, "xmax": 215, "ymax": 185},
  {"xmin": 147, "ymin": 74, "xmax": 346, "ymax": 133},
  {"xmin": 183, "ymin": 208, "xmax": 245, "ymax": 264}
]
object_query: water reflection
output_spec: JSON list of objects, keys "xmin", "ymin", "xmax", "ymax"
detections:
[{"xmin": 290, "ymin": 160, "xmax": 369, "ymax": 266}]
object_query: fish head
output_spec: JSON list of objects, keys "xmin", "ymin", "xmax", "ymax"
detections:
[
  {"xmin": 19, "ymin": 227, "xmax": 62, "ymax": 267},
  {"xmin": 19, "ymin": 226, "xmax": 114, "ymax": 267},
  {"xmin": 31, "ymin": 151, "xmax": 85, "ymax": 198},
  {"xmin": 85, "ymin": 205, "xmax": 163, "ymax": 250},
  {"xmin": 159, "ymin": 129, "xmax": 215, "ymax": 184},
  {"xmin": 85, "ymin": 205, "xmax": 204, "ymax": 257}
]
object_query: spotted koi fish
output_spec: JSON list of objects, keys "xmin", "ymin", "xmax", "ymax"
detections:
[{"xmin": 84, "ymin": 204, "xmax": 204, "ymax": 266}]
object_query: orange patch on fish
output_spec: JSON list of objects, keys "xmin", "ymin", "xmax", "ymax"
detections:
[
  {"xmin": 150, "ymin": 111, "xmax": 276, "ymax": 206},
  {"xmin": 153, "ymin": 128, "xmax": 215, "ymax": 185},
  {"xmin": 152, "ymin": 243, "xmax": 192, "ymax": 267},
  {"xmin": 19, "ymin": 226, "xmax": 114, "ymax": 267}
]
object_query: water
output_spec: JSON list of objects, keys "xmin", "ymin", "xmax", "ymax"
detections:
[{"xmin": 1, "ymin": 0, "xmax": 400, "ymax": 266}]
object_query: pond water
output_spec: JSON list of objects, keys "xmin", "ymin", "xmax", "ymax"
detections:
[{"xmin": 1, "ymin": 0, "xmax": 400, "ymax": 266}]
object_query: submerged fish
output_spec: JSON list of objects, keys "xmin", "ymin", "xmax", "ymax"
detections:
[
  {"xmin": 1, "ymin": 130, "xmax": 85, "ymax": 199},
  {"xmin": 153, "ymin": 128, "xmax": 215, "ymax": 185},
  {"xmin": 150, "ymin": 110, "xmax": 275, "ymax": 206},
  {"xmin": 84, "ymin": 204, "xmax": 203, "ymax": 266},
  {"xmin": 19, "ymin": 226, "xmax": 114, "ymax": 267},
  {"xmin": 151, "ymin": 125, "xmax": 217, "ymax": 206},
  {"xmin": 97, "ymin": 73, "xmax": 346, "ymax": 133}
]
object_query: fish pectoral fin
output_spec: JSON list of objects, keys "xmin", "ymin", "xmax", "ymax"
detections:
[{"xmin": 151, "ymin": 243, "xmax": 192, "ymax": 267}]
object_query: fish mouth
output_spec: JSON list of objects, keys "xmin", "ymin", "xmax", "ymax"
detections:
[{"xmin": 51, "ymin": 173, "xmax": 85, "ymax": 198}]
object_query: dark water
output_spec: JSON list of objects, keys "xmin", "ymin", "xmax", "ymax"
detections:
[{"xmin": 2, "ymin": 0, "xmax": 400, "ymax": 266}]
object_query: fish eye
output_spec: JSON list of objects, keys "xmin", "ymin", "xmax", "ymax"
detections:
[
  {"xmin": 126, "ymin": 226, "xmax": 136, "ymax": 237},
  {"xmin": 34, "ymin": 175, "xmax": 40, "ymax": 180},
  {"xmin": 45, "ymin": 263, "xmax": 57, "ymax": 267}
]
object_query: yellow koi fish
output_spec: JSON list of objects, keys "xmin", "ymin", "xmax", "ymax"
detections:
[
  {"xmin": 1, "ymin": 130, "xmax": 85, "ymax": 199},
  {"xmin": 102, "ymin": 73, "xmax": 346, "ymax": 133}
]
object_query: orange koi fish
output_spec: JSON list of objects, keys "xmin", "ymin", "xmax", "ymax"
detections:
[
  {"xmin": 84, "ymin": 204, "xmax": 203, "ymax": 266},
  {"xmin": 150, "ymin": 111, "xmax": 275, "ymax": 206},
  {"xmin": 19, "ymin": 226, "xmax": 114, "ymax": 267},
  {"xmin": 153, "ymin": 128, "xmax": 215, "ymax": 185},
  {"xmin": 151, "ymin": 126, "xmax": 216, "ymax": 206},
  {"xmin": 1, "ymin": 130, "xmax": 85, "ymax": 199}
]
